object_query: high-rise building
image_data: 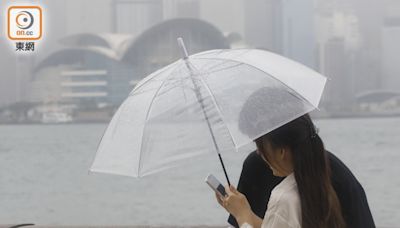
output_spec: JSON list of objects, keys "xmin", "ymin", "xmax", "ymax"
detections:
[
  {"xmin": 280, "ymin": 0, "xmax": 316, "ymax": 69},
  {"xmin": 0, "ymin": 38, "xmax": 17, "ymax": 106},
  {"xmin": 243, "ymin": 0, "xmax": 282, "ymax": 51},
  {"xmin": 321, "ymin": 37, "xmax": 355, "ymax": 111},
  {"xmin": 113, "ymin": 0, "xmax": 203, "ymax": 35},
  {"xmin": 314, "ymin": 1, "xmax": 362, "ymax": 111},
  {"xmin": 163, "ymin": 0, "xmax": 200, "ymax": 19},
  {"xmin": 113, "ymin": 0, "xmax": 163, "ymax": 35},
  {"xmin": 199, "ymin": 0, "xmax": 244, "ymax": 38},
  {"xmin": 0, "ymin": 40, "xmax": 35, "ymax": 107},
  {"xmin": 354, "ymin": 0, "xmax": 384, "ymax": 93},
  {"xmin": 381, "ymin": 20, "xmax": 400, "ymax": 91},
  {"xmin": 381, "ymin": 0, "xmax": 400, "ymax": 91},
  {"xmin": 243, "ymin": 0, "xmax": 316, "ymax": 68}
]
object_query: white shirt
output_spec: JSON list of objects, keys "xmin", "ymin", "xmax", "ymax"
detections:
[{"xmin": 240, "ymin": 173, "xmax": 301, "ymax": 228}]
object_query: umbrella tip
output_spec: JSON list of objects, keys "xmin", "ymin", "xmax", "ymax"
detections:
[{"xmin": 177, "ymin": 37, "xmax": 189, "ymax": 60}]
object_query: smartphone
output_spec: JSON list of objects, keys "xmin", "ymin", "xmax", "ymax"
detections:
[{"xmin": 205, "ymin": 174, "xmax": 228, "ymax": 197}]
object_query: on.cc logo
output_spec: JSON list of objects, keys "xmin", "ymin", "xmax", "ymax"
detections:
[
  {"xmin": 15, "ymin": 11, "xmax": 34, "ymax": 30},
  {"xmin": 8, "ymin": 6, "xmax": 42, "ymax": 40}
]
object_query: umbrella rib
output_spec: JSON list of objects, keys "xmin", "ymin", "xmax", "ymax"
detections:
[
  {"xmin": 130, "ymin": 77, "xmax": 190, "ymax": 96},
  {"xmin": 198, "ymin": 61, "xmax": 244, "ymax": 76},
  {"xmin": 196, "ymin": 72, "xmax": 238, "ymax": 149},
  {"xmin": 193, "ymin": 57, "xmax": 316, "ymax": 108},
  {"xmin": 130, "ymin": 60, "xmax": 182, "ymax": 96},
  {"xmin": 136, "ymin": 65, "xmax": 183, "ymax": 176}
]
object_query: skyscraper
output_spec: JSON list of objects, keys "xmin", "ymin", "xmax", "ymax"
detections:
[
  {"xmin": 163, "ymin": 0, "xmax": 200, "ymax": 19},
  {"xmin": 243, "ymin": 0, "xmax": 316, "ymax": 68},
  {"xmin": 113, "ymin": 0, "xmax": 163, "ymax": 36},
  {"xmin": 0, "ymin": 38, "xmax": 17, "ymax": 106},
  {"xmin": 280, "ymin": 0, "xmax": 316, "ymax": 69},
  {"xmin": 381, "ymin": 0, "xmax": 400, "ymax": 91},
  {"xmin": 243, "ymin": 0, "xmax": 281, "ymax": 51}
]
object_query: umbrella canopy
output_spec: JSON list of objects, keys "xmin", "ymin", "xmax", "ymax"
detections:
[{"xmin": 90, "ymin": 41, "xmax": 326, "ymax": 178}]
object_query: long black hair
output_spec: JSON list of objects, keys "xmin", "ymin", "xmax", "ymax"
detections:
[
  {"xmin": 238, "ymin": 87, "xmax": 346, "ymax": 228},
  {"xmin": 255, "ymin": 114, "xmax": 346, "ymax": 228}
]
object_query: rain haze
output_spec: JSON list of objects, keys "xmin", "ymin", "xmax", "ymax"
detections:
[{"xmin": 0, "ymin": 0, "xmax": 399, "ymax": 227}]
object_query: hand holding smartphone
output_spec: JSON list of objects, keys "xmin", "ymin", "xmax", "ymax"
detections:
[{"xmin": 205, "ymin": 174, "xmax": 228, "ymax": 197}]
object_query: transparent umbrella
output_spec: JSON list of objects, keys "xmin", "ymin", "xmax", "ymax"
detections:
[{"xmin": 90, "ymin": 38, "xmax": 327, "ymax": 184}]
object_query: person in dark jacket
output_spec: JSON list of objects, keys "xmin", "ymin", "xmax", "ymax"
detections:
[{"xmin": 227, "ymin": 150, "xmax": 375, "ymax": 228}]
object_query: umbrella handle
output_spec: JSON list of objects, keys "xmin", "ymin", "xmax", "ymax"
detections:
[{"xmin": 218, "ymin": 153, "xmax": 231, "ymax": 186}]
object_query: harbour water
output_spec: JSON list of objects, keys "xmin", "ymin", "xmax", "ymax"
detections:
[{"xmin": 0, "ymin": 117, "xmax": 399, "ymax": 227}]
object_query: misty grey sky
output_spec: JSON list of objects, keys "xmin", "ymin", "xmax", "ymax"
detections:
[{"xmin": 1, "ymin": 0, "xmax": 399, "ymax": 109}]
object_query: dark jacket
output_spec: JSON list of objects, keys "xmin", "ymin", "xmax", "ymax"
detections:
[{"xmin": 228, "ymin": 151, "xmax": 375, "ymax": 228}]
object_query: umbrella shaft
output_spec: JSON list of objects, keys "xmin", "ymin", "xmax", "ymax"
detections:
[
  {"xmin": 183, "ymin": 59, "xmax": 231, "ymax": 186},
  {"xmin": 192, "ymin": 76, "xmax": 231, "ymax": 185},
  {"xmin": 218, "ymin": 153, "xmax": 231, "ymax": 186}
]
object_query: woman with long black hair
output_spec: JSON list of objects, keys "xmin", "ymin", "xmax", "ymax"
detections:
[
  {"xmin": 214, "ymin": 87, "xmax": 348, "ymax": 228},
  {"xmin": 216, "ymin": 114, "xmax": 346, "ymax": 228}
]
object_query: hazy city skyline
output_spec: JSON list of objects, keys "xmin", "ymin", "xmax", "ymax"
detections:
[{"xmin": 1, "ymin": 0, "xmax": 400, "ymax": 118}]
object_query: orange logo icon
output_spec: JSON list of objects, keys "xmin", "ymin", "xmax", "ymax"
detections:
[{"xmin": 8, "ymin": 6, "xmax": 42, "ymax": 40}]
